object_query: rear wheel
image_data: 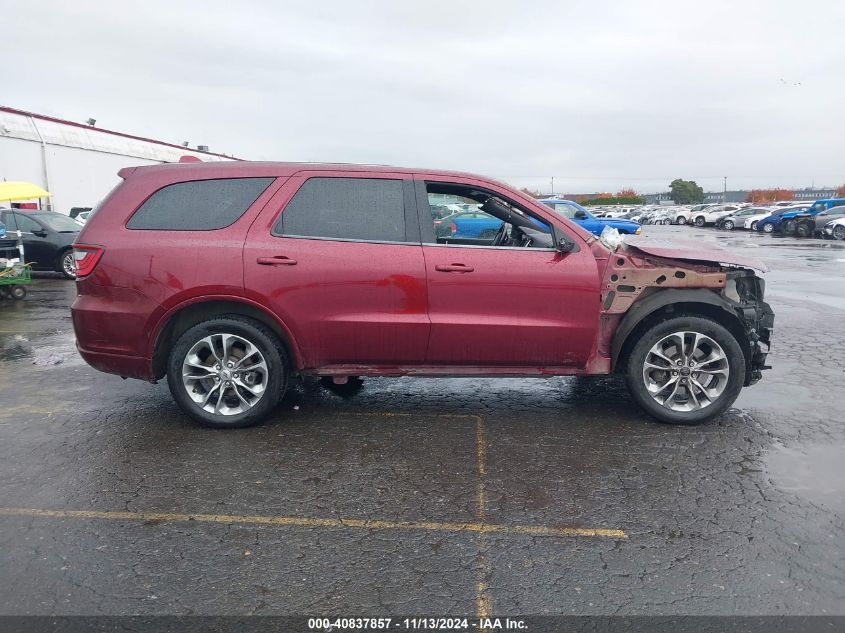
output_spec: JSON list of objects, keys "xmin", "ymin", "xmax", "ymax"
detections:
[
  {"xmin": 10, "ymin": 285, "xmax": 26, "ymax": 300},
  {"xmin": 676, "ymin": 216, "xmax": 686, "ymax": 225},
  {"xmin": 625, "ymin": 316, "xmax": 745, "ymax": 425},
  {"xmin": 762, "ymin": 222, "xmax": 774, "ymax": 233},
  {"xmin": 694, "ymin": 216, "xmax": 705, "ymax": 227},
  {"xmin": 167, "ymin": 316, "xmax": 287, "ymax": 428},
  {"xmin": 795, "ymin": 223, "xmax": 813, "ymax": 238},
  {"xmin": 834, "ymin": 225, "xmax": 845, "ymax": 240}
]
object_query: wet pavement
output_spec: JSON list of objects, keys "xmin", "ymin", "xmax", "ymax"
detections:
[{"xmin": 0, "ymin": 227, "xmax": 843, "ymax": 616}]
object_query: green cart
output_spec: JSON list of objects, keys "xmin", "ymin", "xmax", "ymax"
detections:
[{"xmin": 0, "ymin": 231, "xmax": 31, "ymax": 300}]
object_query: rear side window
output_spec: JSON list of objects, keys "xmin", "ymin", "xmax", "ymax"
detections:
[
  {"xmin": 274, "ymin": 177, "xmax": 406, "ymax": 242},
  {"xmin": 127, "ymin": 177, "xmax": 273, "ymax": 230}
]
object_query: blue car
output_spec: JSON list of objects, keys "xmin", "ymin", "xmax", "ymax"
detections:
[
  {"xmin": 755, "ymin": 204, "xmax": 813, "ymax": 234},
  {"xmin": 780, "ymin": 199, "xmax": 845, "ymax": 235},
  {"xmin": 539, "ymin": 199, "xmax": 642, "ymax": 236},
  {"xmin": 446, "ymin": 211, "xmax": 504, "ymax": 238}
]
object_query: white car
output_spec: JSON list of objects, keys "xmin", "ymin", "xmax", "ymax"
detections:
[
  {"xmin": 690, "ymin": 204, "xmax": 742, "ymax": 227},
  {"xmin": 743, "ymin": 208, "xmax": 778, "ymax": 230},
  {"xmin": 822, "ymin": 218, "xmax": 845, "ymax": 240}
]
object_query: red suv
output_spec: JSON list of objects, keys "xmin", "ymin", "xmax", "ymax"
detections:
[{"xmin": 72, "ymin": 163, "xmax": 773, "ymax": 428}]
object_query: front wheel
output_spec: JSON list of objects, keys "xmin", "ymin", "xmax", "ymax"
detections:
[
  {"xmin": 694, "ymin": 216, "xmax": 706, "ymax": 227},
  {"xmin": 723, "ymin": 220, "xmax": 735, "ymax": 231},
  {"xmin": 167, "ymin": 316, "xmax": 287, "ymax": 428},
  {"xmin": 676, "ymin": 216, "xmax": 686, "ymax": 225},
  {"xmin": 625, "ymin": 316, "xmax": 745, "ymax": 425},
  {"xmin": 58, "ymin": 250, "xmax": 76, "ymax": 279},
  {"xmin": 750, "ymin": 221, "xmax": 759, "ymax": 230},
  {"xmin": 762, "ymin": 223, "xmax": 774, "ymax": 233},
  {"xmin": 795, "ymin": 223, "xmax": 812, "ymax": 238},
  {"xmin": 834, "ymin": 225, "xmax": 845, "ymax": 240}
]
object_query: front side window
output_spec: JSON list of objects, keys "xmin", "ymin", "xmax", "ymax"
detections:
[
  {"xmin": 14, "ymin": 213, "xmax": 41, "ymax": 233},
  {"xmin": 2, "ymin": 213, "xmax": 18, "ymax": 231},
  {"xmin": 274, "ymin": 177, "xmax": 406, "ymax": 242},
  {"xmin": 127, "ymin": 177, "xmax": 274, "ymax": 231},
  {"xmin": 422, "ymin": 182, "xmax": 553, "ymax": 249}
]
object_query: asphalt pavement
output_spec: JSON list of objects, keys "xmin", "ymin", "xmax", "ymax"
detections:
[{"xmin": 0, "ymin": 226, "xmax": 843, "ymax": 617}]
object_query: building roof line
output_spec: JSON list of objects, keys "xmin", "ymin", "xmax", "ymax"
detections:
[{"xmin": 0, "ymin": 105, "xmax": 241, "ymax": 161}]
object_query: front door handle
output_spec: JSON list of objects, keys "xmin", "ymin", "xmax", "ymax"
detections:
[
  {"xmin": 257, "ymin": 256, "xmax": 298, "ymax": 266},
  {"xmin": 435, "ymin": 263, "xmax": 474, "ymax": 273}
]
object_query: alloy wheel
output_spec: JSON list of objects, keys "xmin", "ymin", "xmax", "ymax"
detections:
[
  {"xmin": 181, "ymin": 333, "xmax": 269, "ymax": 415},
  {"xmin": 62, "ymin": 251, "xmax": 77, "ymax": 278},
  {"xmin": 641, "ymin": 331, "xmax": 730, "ymax": 412}
]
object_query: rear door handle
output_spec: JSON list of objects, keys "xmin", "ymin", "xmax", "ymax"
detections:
[
  {"xmin": 435, "ymin": 263, "xmax": 474, "ymax": 273},
  {"xmin": 257, "ymin": 256, "xmax": 298, "ymax": 266}
]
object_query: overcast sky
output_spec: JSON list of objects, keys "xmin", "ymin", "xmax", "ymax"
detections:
[{"xmin": 5, "ymin": 0, "xmax": 844, "ymax": 194}]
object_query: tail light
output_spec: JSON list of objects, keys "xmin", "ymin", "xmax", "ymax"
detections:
[
  {"xmin": 450, "ymin": 222, "xmax": 457, "ymax": 234},
  {"xmin": 73, "ymin": 245, "xmax": 104, "ymax": 277}
]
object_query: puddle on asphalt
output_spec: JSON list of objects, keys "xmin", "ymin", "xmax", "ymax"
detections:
[
  {"xmin": 0, "ymin": 331, "xmax": 82, "ymax": 367},
  {"xmin": 764, "ymin": 442, "xmax": 845, "ymax": 515}
]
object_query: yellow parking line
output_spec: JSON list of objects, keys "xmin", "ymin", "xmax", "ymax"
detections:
[{"xmin": 0, "ymin": 507, "xmax": 626, "ymax": 539}]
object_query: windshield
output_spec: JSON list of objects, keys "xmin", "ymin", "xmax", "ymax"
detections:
[{"xmin": 32, "ymin": 213, "xmax": 82, "ymax": 232}]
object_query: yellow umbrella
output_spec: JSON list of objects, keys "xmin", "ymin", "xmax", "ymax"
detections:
[{"xmin": 0, "ymin": 181, "xmax": 53, "ymax": 203}]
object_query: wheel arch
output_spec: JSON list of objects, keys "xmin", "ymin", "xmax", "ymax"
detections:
[
  {"xmin": 612, "ymin": 289, "xmax": 751, "ymax": 380},
  {"xmin": 150, "ymin": 297, "xmax": 302, "ymax": 380}
]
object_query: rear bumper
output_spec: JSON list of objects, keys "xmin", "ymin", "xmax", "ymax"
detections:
[{"xmin": 76, "ymin": 343, "xmax": 155, "ymax": 382}]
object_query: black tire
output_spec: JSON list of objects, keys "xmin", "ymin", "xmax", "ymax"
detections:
[
  {"xmin": 762, "ymin": 222, "xmax": 774, "ymax": 233},
  {"xmin": 166, "ymin": 316, "xmax": 287, "ymax": 429},
  {"xmin": 750, "ymin": 221, "xmax": 759, "ymax": 231},
  {"xmin": 676, "ymin": 216, "xmax": 686, "ymax": 225},
  {"xmin": 57, "ymin": 249, "xmax": 76, "ymax": 279},
  {"xmin": 795, "ymin": 223, "xmax": 812, "ymax": 238},
  {"xmin": 625, "ymin": 315, "xmax": 745, "ymax": 425},
  {"xmin": 10, "ymin": 285, "xmax": 26, "ymax": 300},
  {"xmin": 834, "ymin": 225, "xmax": 845, "ymax": 241},
  {"xmin": 782, "ymin": 220, "xmax": 795, "ymax": 235},
  {"xmin": 694, "ymin": 216, "xmax": 706, "ymax": 227},
  {"xmin": 723, "ymin": 220, "xmax": 734, "ymax": 231}
]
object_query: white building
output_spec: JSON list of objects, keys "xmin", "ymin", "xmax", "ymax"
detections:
[{"xmin": 0, "ymin": 106, "xmax": 238, "ymax": 213}]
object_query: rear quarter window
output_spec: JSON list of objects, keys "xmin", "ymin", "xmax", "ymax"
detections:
[{"xmin": 127, "ymin": 177, "xmax": 274, "ymax": 231}]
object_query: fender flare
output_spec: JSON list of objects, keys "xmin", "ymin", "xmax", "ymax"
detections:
[{"xmin": 611, "ymin": 288, "xmax": 740, "ymax": 370}]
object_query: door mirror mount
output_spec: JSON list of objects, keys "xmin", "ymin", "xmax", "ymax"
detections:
[
  {"xmin": 32, "ymin": 229, "xmax": 48, "ymax": 238},
  {"xmin": 556, "ymin": 236, "xmax": 575, "ymax": 253},
  {"xmin": 574, "ymin": 210, "xmax": 587, "ymax": 220}
]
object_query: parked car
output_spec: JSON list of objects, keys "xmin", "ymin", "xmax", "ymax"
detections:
[
  {"xmin": 539, "ymin": 199, "xmax": 642, "ymax": 235},
  {"xmin": 0, "ymin": 209, "xmax": 80, "ymax": 278},
  {"xmin": 72, "ymin": 162, "xmax": 773, "ymax": 429},
  {"xmin": 443, "ymin": 210, "xmax": 503, "ymax": 239},
  {"xmin": 690, "ymin": 205, "xmax": 742, "ymax": 227},
  {"xmin": 718, "ymin": 207, "xmax": 772, "ymax": 231},
  {"xmin": 755, "ymin": 204, "xmax": 813, "ymax": 234},
  {"xmin": 822, "ymin": 218, "xmax": 845, "ymax": 240},
  {"xmin": 792, "ymin": 205, "xmax": 845, "ymax": 238},
  {"xmin": 783, "ymin": 199, "xmax": 845, "ymax": 236}
]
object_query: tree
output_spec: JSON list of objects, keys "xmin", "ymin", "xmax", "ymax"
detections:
[
  {"xmin": 746, "ymin": 188, "xmax": 793, "ymax": 203},
  {"xmin": 669, "ymin": 179, "xmax": 704, "ymax": 204},
  {"xmin": 616, "ymin": 188, "xmax": 638, "ymax": 198},
  {"xmin": 519, "ymin": 187, "xmax": 541, "ymax": 198},
  {"xmin": 837, "ymin": 184, "xmax": 845, "ymax": 197}
]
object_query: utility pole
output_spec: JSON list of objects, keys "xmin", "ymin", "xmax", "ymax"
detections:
[
  {"xmin": 723, "ymin": 176, "xmax": 727, "ymax": 203},
  {"xmin": 551, "ymin": 177, "xmax": 554, "ymax": 196}
]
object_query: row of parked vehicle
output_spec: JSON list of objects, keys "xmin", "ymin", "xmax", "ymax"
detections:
[{"xmin": 588, "ymin": 199, "xmax": 845, "ymax": 240}]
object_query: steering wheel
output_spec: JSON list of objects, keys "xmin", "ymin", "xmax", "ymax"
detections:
[{"xmin": 492, "ymin": 222, "xmax": 509, "ymax": 246}]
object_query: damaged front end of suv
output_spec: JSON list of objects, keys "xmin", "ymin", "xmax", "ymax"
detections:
[{"xmin": 592, "ymin": 236, "xmax": 774, "ymax": 423}]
